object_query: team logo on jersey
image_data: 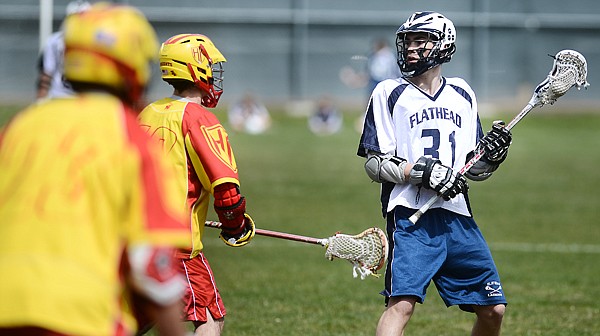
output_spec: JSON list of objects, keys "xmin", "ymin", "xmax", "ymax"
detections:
[
  {"xmin": 200, "ymin": 125, "xmax": 237, "ymax": 171},
  {"xmin": 485, "ymin": 281, "xmax": 503, "ymax": 297},
  {"xmin": 139, "ymin": 124, "xmax": 179, "ymax": 154}
]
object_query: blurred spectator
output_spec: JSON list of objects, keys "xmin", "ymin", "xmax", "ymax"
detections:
[
  {"xmin": 36, "ymin": 0, "xmax": 91, "ymax": 99},
  {"xmin": 339, "ymin": 37, "xmax": 400, "ymax": 133},
  {"xmin": 228, "ymin": 93, "xmax": 272, "ymax": 134},
  {"xmin": 339, "ymin": 37, "xmax": 400, "ymax": 98},
  {"xmin": 366, "ymin": 37, "xmax": 401, "ymax": 94},
  {"xmin": 308, "ymin": 95, "xmax": 343, "ymax": 135}
]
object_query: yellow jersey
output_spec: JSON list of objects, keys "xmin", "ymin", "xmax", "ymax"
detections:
[
  {"xmin": 139, "ymin": 96, "xmax": 240, "ymax": 258},
  {"xmin": 0, "ymin": 93, "xmax": 190, "ymax": 335}
]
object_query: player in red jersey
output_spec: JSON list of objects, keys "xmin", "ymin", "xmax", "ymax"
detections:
[
  {"xmin": 0, "ymin": 3, "xmax": 190, "ymax": 336},
  {"xmin": 138, "ymin": 34, "xmax": 255, "ymax": 336}
]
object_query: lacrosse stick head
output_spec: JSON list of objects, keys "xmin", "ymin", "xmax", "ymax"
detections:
[
  {"xmin": 323, "ymin": 227, "xmax": 388, "ymax": 279},
  {"xmin": 530, "ymin": 49, "xmax": 589, "ymax": 107}
]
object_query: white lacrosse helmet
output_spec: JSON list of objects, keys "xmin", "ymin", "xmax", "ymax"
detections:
[
  {"xmin": 65, "ymin": 0, "xmax": 91, "ymax": 16},
  {"xmin": 396, "ymin": 11, "xmax": 457, "ymax": 77}
]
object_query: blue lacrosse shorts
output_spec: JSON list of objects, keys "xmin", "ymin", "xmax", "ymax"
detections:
[{"xmin": 381, "ymin": 206, "xmax": 507, "ymax": 312}]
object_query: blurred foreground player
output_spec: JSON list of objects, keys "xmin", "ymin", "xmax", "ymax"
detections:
[
  {"xmin": 0, "ymin": 3, "xmax": 190, "ymax": 336},
  {"xmin": 138, "ymin": 34, "xmax": 255, "ymax": 336}
]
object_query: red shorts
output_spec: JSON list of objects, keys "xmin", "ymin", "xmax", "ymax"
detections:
[{"xmin": 178, "ymin": 252, "xmax": 226, "ymax": 322}]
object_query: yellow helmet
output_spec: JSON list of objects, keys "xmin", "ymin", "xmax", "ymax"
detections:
[
  {"xmin": 63, "ymin": 2, "xmax": 159, "ymax": 105},
  {"xmin": 160, "ymin": 34, "xmax": 227, "ymax": 108}
]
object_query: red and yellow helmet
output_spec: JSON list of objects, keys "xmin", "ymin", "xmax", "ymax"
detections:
[
  {"xmin": 63, "ymin": 2, "xmax": 158, "ymax": 105},
  {"xmin": 160, "ymin": 34, "xmax": 227, "ymax": 108}
]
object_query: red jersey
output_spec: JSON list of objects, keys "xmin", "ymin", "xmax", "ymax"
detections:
[{"xmin": 139, "ymin": 96, "xmax": 240, "ymax": 258}]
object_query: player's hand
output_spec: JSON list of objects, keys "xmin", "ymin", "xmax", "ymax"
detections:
[
  {"xmin": 439, "ymin": 172, "xmax": 468, "ymax": 201},
  {"xmin": 220, "ymin": 214, "xmax": 255, "ymax": 247},
  {"xmin": 479, "ymin": 120, "xmax": 512, "ymax": 163},
  {"xmin": 409, "ymin": 156, "xmax": 469, "ymax": 200}
]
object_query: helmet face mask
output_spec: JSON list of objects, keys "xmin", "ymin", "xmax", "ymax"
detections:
[
  {"xmin": 395, "ymin": 11, "xmax": 456, "ymax": 78},
  {"xmin": 204, "ymin": 61, "xmax": 225, "ymax": 107},
  {"xmin": 211, "ymin": 62, "xmax": 224, "ymax": 93},
  {"xmin": 160, "ymin": 34, "xmax": 226, "ymax": 108}
]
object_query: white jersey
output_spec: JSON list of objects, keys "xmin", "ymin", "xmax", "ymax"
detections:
[
  {"xmin": 40, "ymin": 31, "xmax": 75, "ymax": 98},
  {"xmin": 358, "ymin": 76, "xmax": 484, "ymax": 217}
]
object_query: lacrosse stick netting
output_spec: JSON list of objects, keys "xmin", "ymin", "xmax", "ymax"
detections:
[
  {"xmin": 504, "ymin": 49, "xmax": 589, "ymax": 130},
  {"xmin": 324, "ymin": 227, "xmax": 388, "ymax": 279},
  {"xmin": 529, "ymin": 49, "xmax": 589, "ymax": 108},
  {"xmin": 204, "ymin": 221, "xmax": 388, "ymax": 279},
  {"xmin": 408, "ymin": 49, "xmax": 589, "ymax": 225}
]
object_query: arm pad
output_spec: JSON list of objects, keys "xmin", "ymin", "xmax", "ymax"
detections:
[
  {"xmin": 214, "ymin": 183, "xmax": 246, "ymax": 235},
  {"xmin": 364, "ymin": 152, "xmax": 408, "ymax": 184},
  {"xmin": 126, "ymin": 245, "xmax": 184, "ymax": 306},
  {"xmin": 465, "ymin": 150, "xmax": 498, "ymax": 181}
]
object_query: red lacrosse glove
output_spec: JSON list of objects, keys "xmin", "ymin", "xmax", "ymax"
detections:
[{"xmin": 213, "ymin": 183, "xmax": 255, "ymax": 247}]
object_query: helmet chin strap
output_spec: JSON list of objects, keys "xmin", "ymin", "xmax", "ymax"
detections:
[
  {"xmin": 400, "ymin": 51, "xmax": 437, "ymax": 78},
  {"xmin": 201, "ymin": 95, "xmax": 216, "ymax": 108},
  {"xmin": 402, "ymin": 61, "xmax": 438, "ymax": 78},
  {"xmin": 399, "ymin": 45, "xmax": 453, "ymax": 78}
]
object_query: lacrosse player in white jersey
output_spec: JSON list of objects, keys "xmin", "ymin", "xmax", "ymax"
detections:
[
  {"xmin": 357, "ymin": 11, "xmax": 512, "ymax": 335},
  {"xmin": 36, "ymin": 0, "xmax": 91, "ymax": 99}
]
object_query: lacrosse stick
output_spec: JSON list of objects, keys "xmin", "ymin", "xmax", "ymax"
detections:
[
  {"xmin": 409, "ymin": 49, "xmax": 589, "ymax": 225},
  {"xmin": 204, "ymin": 221, "xmax": 388, "ymax": 279}
]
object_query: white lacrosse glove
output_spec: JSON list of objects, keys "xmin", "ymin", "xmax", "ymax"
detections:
[{"xmin": 409, "ymin": 156, "xmax": 468, "ymax": 201}]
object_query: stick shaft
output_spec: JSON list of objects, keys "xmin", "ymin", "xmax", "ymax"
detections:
[
  {"xmin": 506, "ymin": 103, "xmax": 534, "ymax": 130},
  {"xmin": 408, "ymin": 103, "xmax": 534, "ymax": 224},
  {"xmin": 204, "ymin": 221, "xmax": 325, "ymax": 245}
]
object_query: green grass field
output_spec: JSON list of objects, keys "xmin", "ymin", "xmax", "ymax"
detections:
[{"xmin": 2, "ymin": 105, "xmax": 599, "ymax": 335}]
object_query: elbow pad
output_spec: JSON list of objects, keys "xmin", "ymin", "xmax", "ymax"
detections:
[
  {"xmin": 127, "ymin": 245, "xmax": 185, "ymax": 306},
  {"xmin": 465, "ymin": 168, "xmax": 492, "ymax": 181},
  {"xmin": 465, "ymin": 151, "xmax": 498, "ymax": 181},
  {"xmin": 214, "ymin": 183, "xmax": 246, "ymax": 235},
  {"xmin": 364, "ymin": 153, "xmax": 408, "ymax": 184}
]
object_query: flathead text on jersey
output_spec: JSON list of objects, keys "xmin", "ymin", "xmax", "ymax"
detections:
[{"xmin": 409, "ymin": 107, "xmax": 462, "ymax": 129}]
